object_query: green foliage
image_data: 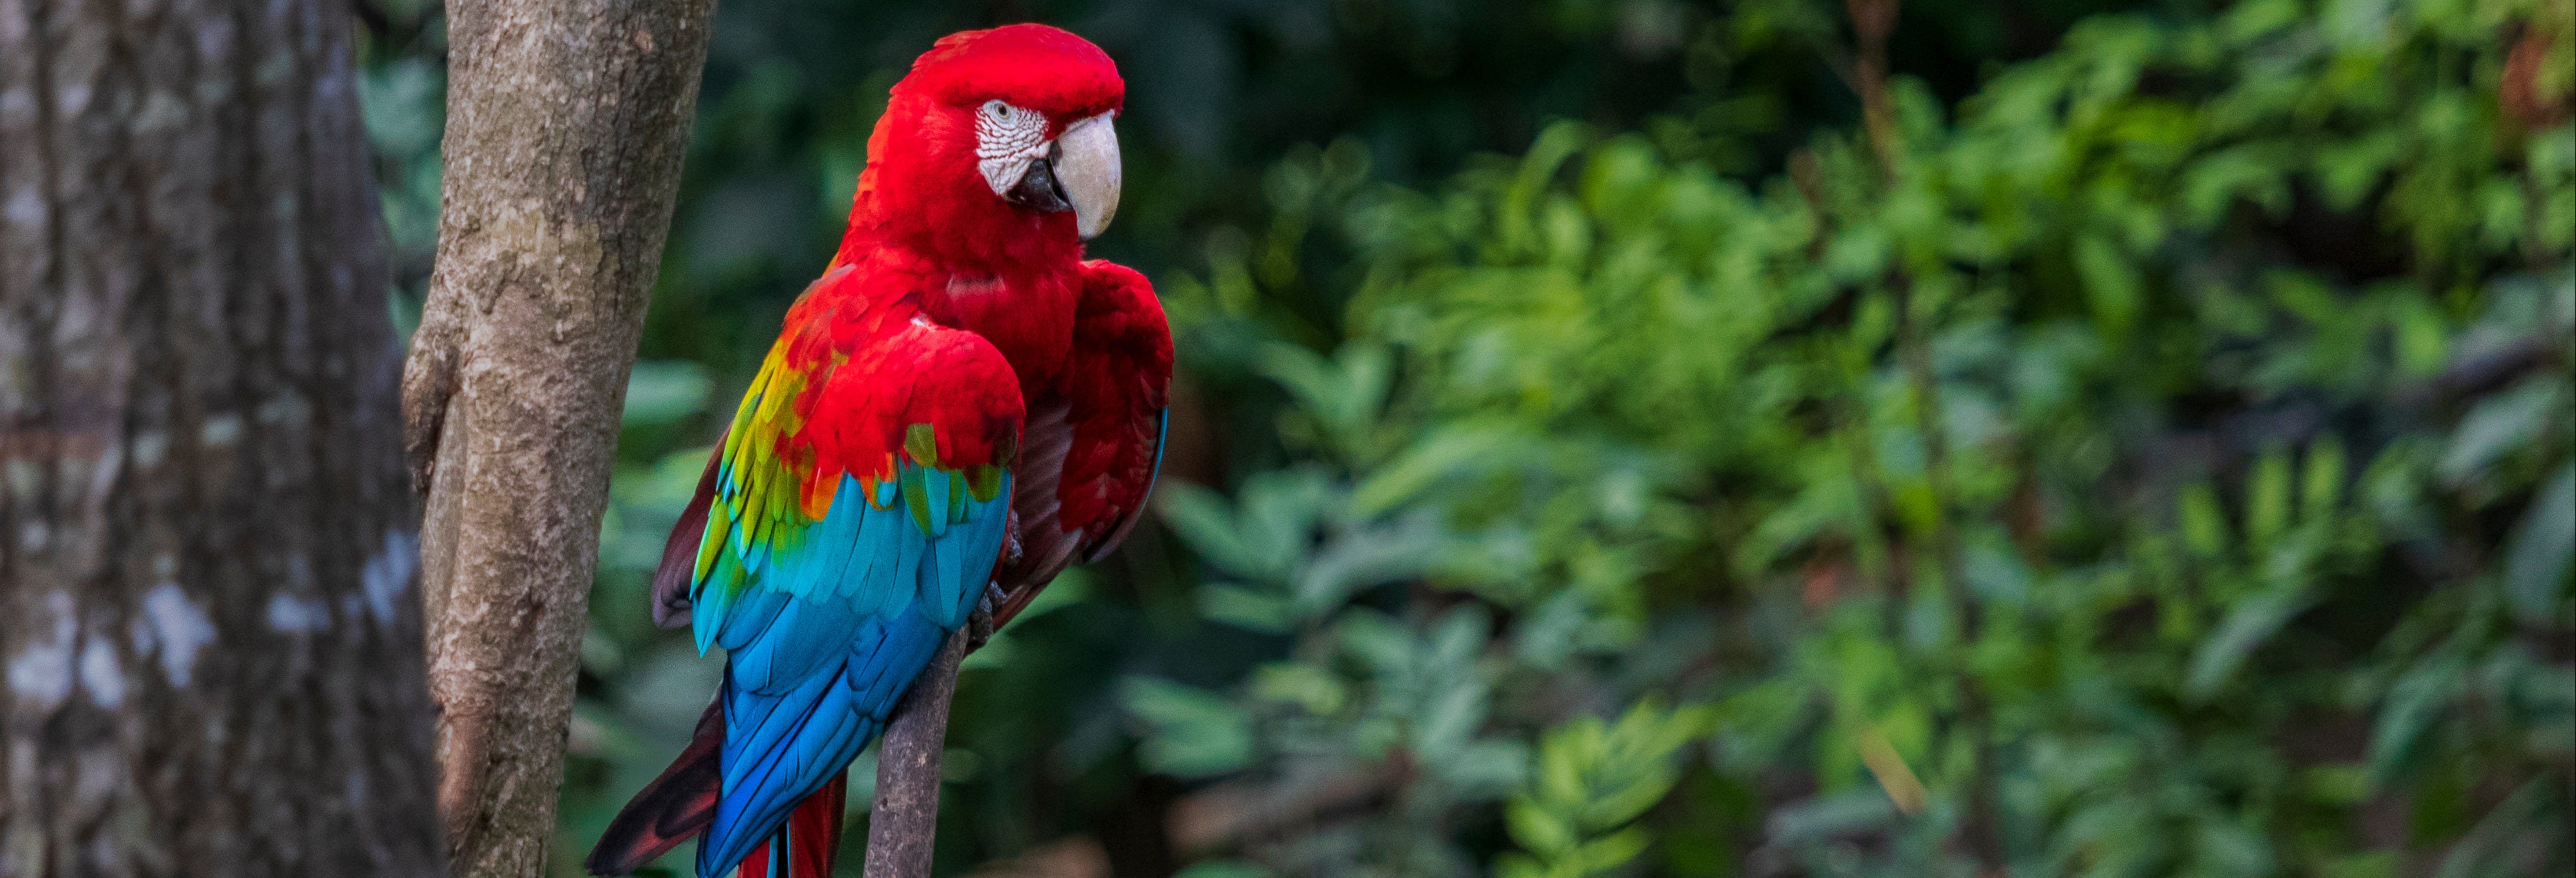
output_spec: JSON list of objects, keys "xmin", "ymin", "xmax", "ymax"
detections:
[
  {"xmin": 1500, "ymin": 701, "xmax": 1716, "ymax": 878},
  {"xmin": 1143, "ymin": 0, "xmax": 2574, "ymax": 874},
  {"xmin": 1122, "ymin": 676, "xmax": 1256, "ymax": 779}
]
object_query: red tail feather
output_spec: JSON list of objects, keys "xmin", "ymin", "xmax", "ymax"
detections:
[
  {"xmin": 785, "ymin": 774, "xmax": 849, "ymax": 878},
  {"xmin": 585, "ymin": 703, "xmax": 725, "ymax": 876},
  {"xmin": 740, "ymin": 775, "xmax": 844, "ymax": 878},
  {"xmin": 587, "ymin": 701, "xmax": 853, "ymax": 878}
]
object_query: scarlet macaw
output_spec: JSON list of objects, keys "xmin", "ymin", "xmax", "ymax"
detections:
[{"xmin": 585, "ymin": 24, "xmax": 1169, "ymax": 878}]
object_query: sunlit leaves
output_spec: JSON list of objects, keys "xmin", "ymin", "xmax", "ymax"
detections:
[{"xmin": 1497, "ymin": 701, "xmax": 1715, "ymax": 878}]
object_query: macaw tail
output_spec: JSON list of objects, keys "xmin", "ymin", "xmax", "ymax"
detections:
[
  {"xmin": 586, "ymin": 703, "xmax": 724, "ymax": 876},
  {"xmin": 585, "ymin": 701, "xmax": 853, "ymax": 878},
  {"xmin": 737, "ymin": 775, "xmax": 848, "ymax": 878}
]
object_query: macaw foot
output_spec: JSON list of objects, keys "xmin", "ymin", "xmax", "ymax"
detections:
[{"xmin": 966, "ymin": 582, "xmax": 1008, "ymax": 652}]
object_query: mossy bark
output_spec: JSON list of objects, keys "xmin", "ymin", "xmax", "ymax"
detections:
[{"xmin": 0, "ymin": 0, "xmax": 445, "ymax": 873}]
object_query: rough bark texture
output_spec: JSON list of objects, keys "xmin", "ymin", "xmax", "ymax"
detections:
[
  {"xmin": 0, "ymin": 0, "xmax": 447, "ymax": 874},
  {"xmin": 864, "ymin": 629, "xmax": 970, "ymax": 878},
  {"xmin": 399, "ymin": 1, "xmax": 715, "ymax": 875}
]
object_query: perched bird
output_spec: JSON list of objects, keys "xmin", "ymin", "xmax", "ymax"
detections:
[{"xmin": 585, "ymin": 24, "xmax": 1170, "ymax": 878}]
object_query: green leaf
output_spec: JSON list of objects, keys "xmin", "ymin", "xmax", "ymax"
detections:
[
  {"xmin": 1351, "ymin": 424, "xmax": 1513, "ymax": 516},
  {"xmin": 1156, "ymin": 482, "xmax": 1256, "ymax": 574},
  {"xmin": 1765, "ymin": 790, "xmax": 1897, "ymax": 842},
  {"xmin": 1197, "ymin": 583, "xmax": 1293, "ymax": 633},
  {"xmin": 2432, "ymin": 778, "xmax": 2554, "ymax": 878},
  {"xmin": 2300, "ymin": 436, "xmax": 2347, "ymax": 522},
  {"xmin": 2192, "ymin": 819, "xmax": 2276, "ymax": 878},
  {"xmin": 2313, "ymin": 132, "xmax": 2404, "ymax": 210},
  {"xmin": 2245, "ymin": 447, "xmax": 2294, "ymax": 548},
  {"xmin": 1581, "ymin": 763, "xmax": 1680, "ymax": 829},
  {"xmin": 2439, "ymin": 379, "xmax": 2560, "ymax": 485},
  {"xmin": 2186, "ymin": 584, "xmax": 2314, "ymax": 700},
  {"xmin": 2504, "ymin": 463, "xmax": 2575, "ymax": 624},
  {"xmin": 1248, "ymin": 662, "xmax": 1347, "ymax": 715},
  {"xmin": 2180, "ymin": 481, "xmax": 2232, "ymax": 558},
  {"xmin": 1494, "ymin": 853, "xmax": 1549, "ymax": 878},
  {"xmin": 1506, "ymin": 799, "xmax": 1581, "ymax": 857},
  {"xmin": 1572, "ymin": 827, "xmax": 1651, "ymax": 872},
  {"xmin": 2368, "ymin": 658, "xmax": 2464, "ymax": 784},
  {"xmin": 2220, "ymin": 0, "xmax": 2302, "ymax": 43},
  {"xmin": 2073, "ymin": 233, "xmax": 2143, "ymax": 335},
  {"xmin": 1255, "ymin": 342, "xmax": 1391, "ymax": 456},
  {"xmin": 1119, "ymin": 677, "xmax": 1254, "ymax": 779},
  {"xmin": 622, "ymin": 360, "xmax": 711, "ymax": 428}
]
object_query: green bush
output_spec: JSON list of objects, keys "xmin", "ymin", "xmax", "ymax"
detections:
[{"xmin": 1149, "ymin": 0, "xmax": 2573, "ymax": 874}]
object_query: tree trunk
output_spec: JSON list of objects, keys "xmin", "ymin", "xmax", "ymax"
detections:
[
  {"xmin": 399, "ymin": 0, "xmax": 715, "ymax": 874},
  {"xmin": 0, "ymin": 0, "xmax": 446, "ymax": 874}
]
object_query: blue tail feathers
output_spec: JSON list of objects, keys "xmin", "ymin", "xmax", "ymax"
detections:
[{"xmin": 696, "ymin": 604, "xmax": 950, "ymax": 876}]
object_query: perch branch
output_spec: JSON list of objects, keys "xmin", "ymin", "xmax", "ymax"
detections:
[{"xmin": 863, "ymin": 627, "xmax": 974, "ymax": 878}]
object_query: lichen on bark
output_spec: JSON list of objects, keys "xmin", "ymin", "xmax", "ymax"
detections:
[{"xmin": 0, "ymin": 0, "xmax": 446, "ymax": 873}]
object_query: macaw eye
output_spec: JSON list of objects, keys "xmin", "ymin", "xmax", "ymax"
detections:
[{"xmin": 975, "ymin": 100, "xmax": 1052, "ymax": 196}]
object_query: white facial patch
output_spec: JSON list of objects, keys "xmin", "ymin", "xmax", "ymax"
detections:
[{"xmin": 976, "ymin": 100, "xmax": 1051, "ymax": 195}]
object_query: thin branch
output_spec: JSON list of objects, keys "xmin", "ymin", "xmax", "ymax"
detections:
[
  {"xmin": 863, "ymin": 627, "xmax": 972, "ymax": 878},
  {"xmin": 1844, "ymin": 0, "xmax": 1902, "ymax": 176},
  {"xmin": 1831, "ymin": 1, "xmax": 2007, "ymax": 870}
]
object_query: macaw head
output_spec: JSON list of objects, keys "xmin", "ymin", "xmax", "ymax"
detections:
[{"xmin": 848, "ymin": 24, "xmax": 1126, "ymax": 269}]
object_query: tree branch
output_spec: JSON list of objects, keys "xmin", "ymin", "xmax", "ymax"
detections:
[
  {"xmin": 863, "ymin": 627, "xmax": 973, "ymax": 878},
  {"xmin": 405, "ymin": 0, "xmax": 715, "ymax": 874},
  {"xmin": 1844, "ymin": 0, "xmax": 1902, "ymax": 176}
]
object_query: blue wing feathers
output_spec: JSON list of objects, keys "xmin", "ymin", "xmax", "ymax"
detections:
[
  {"xmin": 692, "ymin": 465, "xmax": 1010, "ymax": 877},
  {"xmin": 694, "ymin": 551, "xmax": 752, "ymax": 654},
  {"xmin": 713, "ymin": 589, "xmax": 788, "ymax": 655},
  {"xmin": 731, "ymin": 597, "xmax": 856, "ymax": 695}
]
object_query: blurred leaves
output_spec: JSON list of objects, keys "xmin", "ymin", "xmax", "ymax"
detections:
[
  {"xmin": 1498, "ymin": 700, "xmax": 1714, "ymax": 878},
  {"xmin": 1138, "ymin": 0, "xmax": 2575, "ymax": 873},
  {"xmin": 1122, "ymin": 677, "xmax": 1255, "ymax": 778}
]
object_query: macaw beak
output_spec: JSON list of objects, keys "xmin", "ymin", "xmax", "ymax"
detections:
[
  {"xmin": 1000, "ymin": 113, "xmax": 1120, "ymax": 241},
  {"xmin": 1052, "ymin": 114, "xmax": 1120, "ymax": 240}
]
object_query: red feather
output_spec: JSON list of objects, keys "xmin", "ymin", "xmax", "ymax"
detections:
[
  {"xmin": 785, "ymin": 774, "xmax": 848, "ymax": 878},
  {"xmin": 992, "ymin": 261, "xmax": 1171, "ymax": 624},
  {"xmin": 584, "ymin": 703, "xmax": 724, "ymax": 876},
  {"xmin": 1058, "ymin": 261, "xmax": 1170, "ymax": 544},
  {"xmin": 650, "ymin": 426, "xmax": 727, "ymax": 629}
]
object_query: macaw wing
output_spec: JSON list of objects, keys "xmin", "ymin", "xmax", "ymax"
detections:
[
  {"xmin": 1078, "ymin": 407, "xmax": 1166, "ymax": 562},
  {"xmin": 649, "ymin": 426, "xmax": 725, "ymax": 629},
  {"xmin": 993, "ymin": 260, "xmax": 1171, "ymax": 623},
  {"xmin": 678, "ymin": 309, "xmax": 1023, "ymax": 877}
]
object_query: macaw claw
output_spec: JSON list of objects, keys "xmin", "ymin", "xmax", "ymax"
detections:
[
  {"xmin": 1004, "ymin": 509, "xmax": 1025, "ymax": 566},
  {"xmin": 967, "ymin": 582, "xmax": 1008, "ymax": 652}
]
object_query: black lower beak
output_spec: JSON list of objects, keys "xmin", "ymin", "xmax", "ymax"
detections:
[{"xmin": 1006, "ymin": 147, "xmax": 1074, "ymax": 213}]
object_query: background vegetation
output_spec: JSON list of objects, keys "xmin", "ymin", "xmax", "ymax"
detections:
[{"xmin": 358, "ymin": 0, "xmax": 2573, "ymax": 874}]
